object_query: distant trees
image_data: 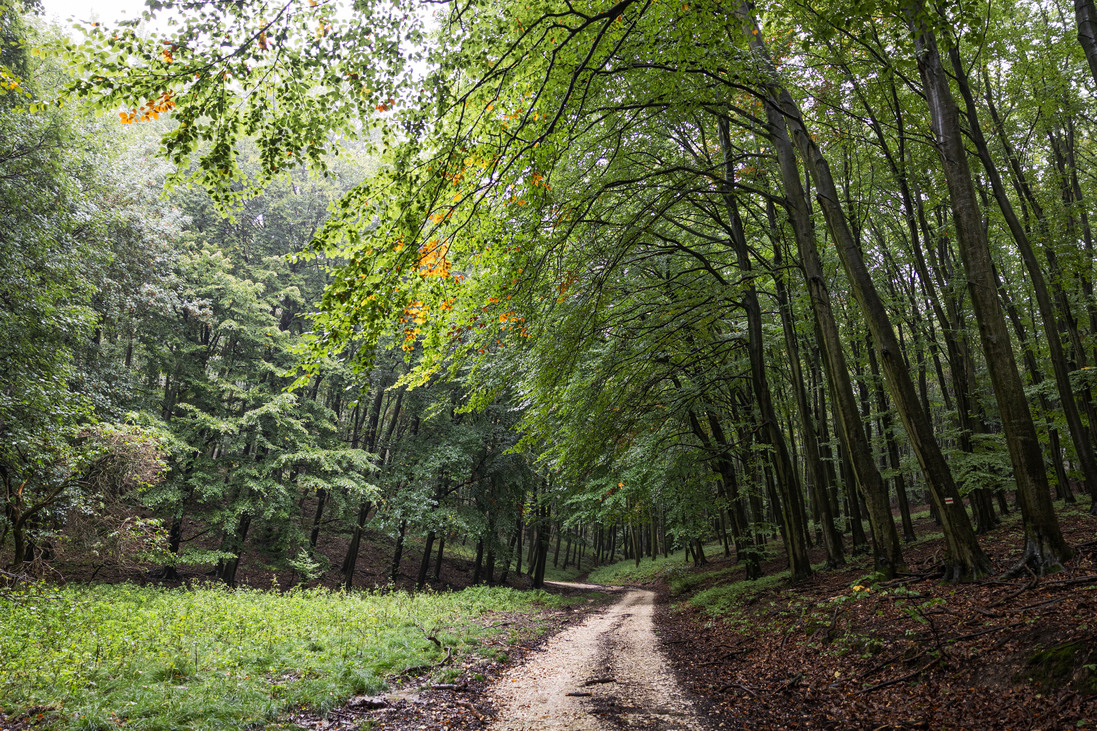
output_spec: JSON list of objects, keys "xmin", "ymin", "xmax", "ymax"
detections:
[
  {"xmin": 0, "ymin": 6, "xmax": 169, "ymax": 571},
  {"xmin": 0, "ymin": 6, "xmax": 544, "ymax": 583},
  {"xmin": 27, "ymin": 0, "xmax": 1097, "ymax": 585}
]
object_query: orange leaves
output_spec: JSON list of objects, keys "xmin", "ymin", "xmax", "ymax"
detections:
[
  {"xmin": 416, "ymin": 238, "xmax": 452, "ymax": 279},
  {"xmin": 556, "ymin": 272, "xmax": 578, "ymax": 300},
  {"xmin": 403, "ymin": 300, "xmax": 428, "ymax": 325},
  {"xmin": 523, "ymin": 172, "xmax": 551, "ymax": 196},
  {"xmin": 119, "ymin": 90, "xmax": 176, "ymax": 124},
  {"xmin": 400, "ymin": 301, "xmax": 426, "ymax": 351}
]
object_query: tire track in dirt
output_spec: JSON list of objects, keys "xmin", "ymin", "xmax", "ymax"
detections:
[{"xmin": 486, "ymin": 583, "xmax": 708, "ymax": 730}]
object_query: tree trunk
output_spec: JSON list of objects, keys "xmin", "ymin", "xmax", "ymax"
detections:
[
  {"xmin": 719, "ymin": 120, "xmax": 812, "ymax": 580},
  {"xmin": 417, "ymin": 531, "xmax": 435, "ymax": 590},
  {"xmin": 342, "ymin": 501, "xmax": 372, "ymax": 590},
  {"xmin": 433, "ymin": 536, "xmax": 445, "ymax": 581},
  {"xmin": 472, "ymin": 539, "xmax": 484, "ymax": 583},
  {"xmin": 531, "ymin": 507, "xmax": 549, "ymax": 589},
  {"xmin": 309, "ymin": 489, "xmax": 327, "ymax": 550},
  {"xmin": 390, "ymin": 520, "xmax": 407, "ymax": 582},
  {"xmin": 908, "ymin": 15, "xmax": 1071, "ymax": 573},
  {"xmin": 1075, "ymin": 0, "xmax": 1097, "ymax": 89},
  {"xmin": 772, "ymin": 226, "xmax": 845, "ymax": 567},
  {"xmin": 867, "ymin": 344, "xmax": 917, "ymax": 542},
  {"xmin": 951, "ymin": 47, "xmax": 1097, "ymax": 512},
  {"xmin": 741, "ymin": 6, "xmax": 980, "ymax": 579},
  {"xmin": 216, "ymin": 513, "xmax": 251, "ymax": 588}
]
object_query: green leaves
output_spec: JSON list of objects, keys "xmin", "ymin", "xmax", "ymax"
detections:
[{"xmin": 64, "ymin": 0, "xmax": 417, "ymax": 211}]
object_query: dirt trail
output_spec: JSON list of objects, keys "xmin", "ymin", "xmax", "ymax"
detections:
[{"xmin": 486, "ymin": 583, "xmax": 708, "ymax": 730}]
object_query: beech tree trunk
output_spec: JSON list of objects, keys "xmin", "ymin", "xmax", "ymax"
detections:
[
  {"xmin": 741, "ymin": 6, "xmax": 983, "ymax": 579},
  {"xmin": 950, "ymin": 47, "xmax": 1097, "ymax": 512},
  {"xmin": 770, "ymin": 214, "xmax": 845, "ymax": 567},
  {"xmin": 1075, "ymin": 0, "xmax": 1097, "ymax": 89},
  {"xmin": 719, "ymin": 118, "xmax": 812, "ymax": 581},
  {"xmin": 908, "ymin": 16, "xmax": 1071, "ymax": 573}
]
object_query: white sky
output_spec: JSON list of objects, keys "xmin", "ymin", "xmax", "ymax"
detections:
[{"xmin": 42, "ymin": 0, "xmax": 148, "ymax": 25}]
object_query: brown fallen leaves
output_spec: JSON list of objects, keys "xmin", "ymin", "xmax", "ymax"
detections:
[{"xmin": 657, "ymin": 508, "xmax": 1097, "ymax": 730}]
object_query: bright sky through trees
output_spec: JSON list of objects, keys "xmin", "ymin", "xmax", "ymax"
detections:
[{"xmin": 42, "ymin": 0, "xmax": 143, "ymax": 24}]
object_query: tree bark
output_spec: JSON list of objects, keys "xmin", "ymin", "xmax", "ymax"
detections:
[
  {"xmin": 950, "ymin": 47, "xmax": 1097, "ymax": 511},
  {"xmin": 417, "ymin": 530, "xmax": 435, "ymax": 590},
  {"xmin": 907, "ymin": 15, "xmax": 1071, "ymax": 573},
  {"xmin": 1075, "ymin": 0, "xmax": 1097, "ymax": 89},
  {"xmin": 741, "ymin": 6, "xmax": 982, "ymax": 579},
  {"xmin": 719, "ymin": 118, "xmax": 812, "ymax": 581}
]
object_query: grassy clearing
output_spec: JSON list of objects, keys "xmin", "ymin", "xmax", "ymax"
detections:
[
  {"xmin": 0, "ymin": 582, "xmax": 567, "ymax": 730},
  {"xmin": 585, "ymin": 540, "xmax": 727, "ymax": 585},
  {"xmin": 541, "ymin": 562, "xmax": 588, "ymax": 583}
]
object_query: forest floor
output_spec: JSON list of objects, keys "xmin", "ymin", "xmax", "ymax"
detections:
[
  {"xmin": 655, "ymin": 503, "xmax": 1097, "ymax": 729},
  {"xmin": 303, "ymin": 503, "xmax": 1097, "ymax": 730},
  {"xmin": 13, "ymin": 502, "xmax": 1097, "ymax": 730},
  {"xmin": 485, "ymin": 582, "xmax": 707, "ymax": 730}
]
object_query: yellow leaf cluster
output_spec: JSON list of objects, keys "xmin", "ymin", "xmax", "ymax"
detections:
[
  {"xmin": 416, "ymin": 239, "xmax": 452, "ymax": 278},
  {"xmin": 120, "ymin": 90, "xmax": 175, "ymax": 124}
]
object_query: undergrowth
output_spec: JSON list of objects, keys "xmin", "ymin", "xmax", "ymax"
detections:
[
  {"xmin": 586, "ymin": 540, "xmax": 726, "ymax": 585},
  {"xmin": 0, "ymin": 582, "xmax": 566, "ymax": 730},
  {"xmin": 541, "ymin": 563, "xmax": 587, "ymax": 582}
]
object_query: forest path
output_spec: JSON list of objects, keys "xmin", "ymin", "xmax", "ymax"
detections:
[{"xmin": 486, "ymin": 585, "xmax": 708, "ymax": 730}]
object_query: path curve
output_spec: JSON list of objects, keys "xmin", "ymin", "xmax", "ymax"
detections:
[{"xmin": 486, "ymin": 586, "xmax": 707, "ymax": 730}]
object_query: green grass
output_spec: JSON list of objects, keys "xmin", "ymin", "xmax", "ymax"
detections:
[
  {"xmin": 585, "ymin": 540, "xmax": 726, "ymax": 585},
  {"xmin": 0, "ymin": 582, "xmax": 567, "ymax": 730},
  {"xmin": 686, "ymin": 569, "xmax": 799, "ymax": 617},
  {"xmin": 541, "ymin": 562, "xmax": 588, "ymax": 582}
]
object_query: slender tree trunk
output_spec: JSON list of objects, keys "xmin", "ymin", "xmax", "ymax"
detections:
[
  {"xmin": 741, "ymin": 6, "xmax": 981, "ymax": 579},
  {"xmin": 514, "ymin": 518, "xmax": 523, "ymax": 577},
  {"xmin": 553, "ymin": 522, "xmax": 562, "ymax": 568},
  {"xmin": 951, "ymin": 48, "xmax": 1097, "ymax": 512},
  {"xmin": 708, "ymin": 412, "xmax": 761, "ymax": 578},
  {"xmin": 216, "ymin": 513, "xmax": 251, "ymax": 588},
  {"xmin": 309, "ymin": 489, "xmax": 327, "ymax": 550},
  {"xmin": 433, "ymin": 536, "xmax": 445, "ymax": 581},
  {"xmin": 996, "ymin": 266, "xmax": 1075, "ymax": 503},
  {"xmin": 417, "ymin": 531, "xmax": 436, "ymax": 590},
  {"xmin": 908, "ymin": 15, "xmax": 1071, "ymax": 572},
  {"xmin": 531, "ymin": 506, "xmax": 549, "ymax": 589},
  {"xmin": 1075, "ymin": 0, "xmax": 1097, "ymax": 88},
  {"xmin": 867, "ymin": 344, "xmax": 917, "ymax": 542},
  {"xmin": 390, "ymin": 520, "xmax": 407, "ymax": 582},
  {"xmin": 718, "ymin": 124, "xmax": 812, "ymax": 580},
  {"xmin": 473, "ymin": 539, "xmax": 484, "ymax": 583}
]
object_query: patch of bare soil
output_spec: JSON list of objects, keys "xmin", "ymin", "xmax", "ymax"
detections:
[
  {"xmin": 486, "ymin": 586, "xmax": 708, "ymax": 730},
  {"xmin": 657, "ymin": 510, "xmax": 1097, "ymax": 729}
]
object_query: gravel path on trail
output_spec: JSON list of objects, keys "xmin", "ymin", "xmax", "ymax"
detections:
[{"xmin": 486, "ymin": 583, "xmax": 708, "ymax": 730}]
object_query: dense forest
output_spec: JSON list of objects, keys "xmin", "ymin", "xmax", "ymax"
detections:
[
  {"xmin": 11, "ymin": 0, "xmax": 1097, "ymax": 584},
  {"xmin": 4, "ymin": 0, "xmax": 1097, "ymax": 587},
  {"xmin": 3, "ymin": 0, "xmax": 1097, "ymax": 727}
]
